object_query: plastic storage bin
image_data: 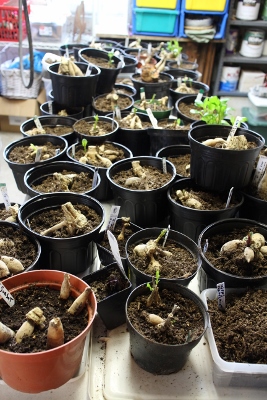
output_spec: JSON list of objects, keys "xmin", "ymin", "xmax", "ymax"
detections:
[
  {"xmin": 182, "ymin": 0, "xmax": 229, "ymax": 12},
  {"xmin": 135, "ymin": 0, "xmax": 179, "ymax": 9},
  {"xmin": 0, "ymin": 2, "xmax": 30, "ymax": 42},
  {"xmin": 201, "ymin": 288, "xmax": 267, "ymax": 387},
  {"xmin": 242, "ymin": 107, "xmax": 267, "ymax": 142},
  {"xmin": 248, "ymin": 91, "xmax": 267, "ymax": 118},
  {"xmin": 132, "ymin": 7, "xmax": 179, "ymax": 36},
  {"xmin": 179, "ymin": 11, "xmax": 228, "ymax": 39}
]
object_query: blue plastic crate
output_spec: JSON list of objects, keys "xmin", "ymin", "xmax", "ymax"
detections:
[
  {"xmin": 179, "ymin": 12, "xmax": 228, "ymax": 39},
  {"xmin": 132, "ymin": 7, "xmax": 179, "ymax": 36},
  {"xmin": 181, "ymin": 0, "xmax": 230, "ymax": 13}
]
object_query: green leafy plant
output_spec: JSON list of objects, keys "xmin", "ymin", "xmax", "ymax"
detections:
[
  {"xmin": 147, "ymin": 269, "xmax": 160, "ymax": 292},
  {"xmin": 108, "ymin": 51, "xmax": 114, "ymax": 66},
  {"xmin": 82, "ymin": 138, "xmax": 88, "ymax": 152},
  {"xmin": 166, "ymin": 40, "xmax": 183, "ymax": 58},
  {"xmin": 190, "ymin": 95, "xmax": 247, "ymax": 126}
]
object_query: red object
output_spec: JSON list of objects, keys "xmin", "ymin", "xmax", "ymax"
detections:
[{"xmin": 0, "ymin": 2, "xmax": 30, "ymax": 42}]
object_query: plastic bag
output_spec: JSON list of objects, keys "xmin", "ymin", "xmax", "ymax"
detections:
[{"xmin": 7, "ymin": 50, "xmax": 46, "ymax": 73}]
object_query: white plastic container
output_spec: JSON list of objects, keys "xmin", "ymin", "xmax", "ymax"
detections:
[
  {"xmin": 236, "ymin": 0, "xmax": 261, "ymax": 20},
  {"xmin": 240, "ymin": 30, "xmax": 265, "ymax": 57},
  {"xmin": 248, "ymin": 90, "xmax": 267, "ymax": 117},
  {"xmin": 201, "ymin": 288, "xmax": 267, "ymax": 387},
  {"xmin": 219, "ymin": 66, "xmax": 240, "ymax": 91}
]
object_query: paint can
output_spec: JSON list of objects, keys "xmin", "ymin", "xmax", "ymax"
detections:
[
  {"xmin": 240, "ymin": 30, "xmax": 265, "ymax": 57},
  {"xmin": 219, "ymin": 66, "xmax": 241, "ymax": 92},
  {"xmin": 236, "ymin": 0, "xmax": 261, "ymax": 20}
]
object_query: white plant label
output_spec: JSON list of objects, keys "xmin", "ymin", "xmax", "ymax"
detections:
[
  {"xmin": 85, "ymin": 64, "xmax": 92, "ymax": 76},
  {"xmin": 162, "ymin": 157, "xmax": 167, "ymax": 174},
  {"xmin": 55, "ymin": 148, "xmax": 60, "ymax": 156},
  {"xmin": 33, "ymin": 115, "xmax": 43, "ymax": 131},
  {"xmin": 117, "ymin": 61, "xmax": 123, "ymax": 69},
  {"xmin": 92, "ymin": 167, "xmax": 99, "ymax": 188},
  {"xmin": 0, "ymin": 282, "xmax": 15, "ymax": 307},
  {"xmin": 35, "ymin": 148, "xmax": 42, "ymax": 162},
  {"xmin": 162, "ymin": 225, "xmax": 170, "ymax": 247},
  {"xmin": 72, "ymin": 143, "xmax": 76, "ymax": 157},
  {"xmin": 147, "ymin": 43, "xmax": 152, "ymax": 55},
  {"xmin": 125, "ymin": 37, "xmax": 129, "ymax": 47},
  {"xmin": 217, "ymin": 282, "xmax": 225, "ymax": 311},
  {"xmin": 177, "ymin": 77, "xmax": 182, "ymax": 87},
  {"xmin": 0, "ymin": 183, "xmax": 11, "ymax": 209},
  {"xmin": 140, "ymin": 87, "xmax": 146, "ymax": 100},
  {"xmin": 196, "ymin": 91, "xmax": 203, "ymax": 102},
  {"xmin": 65, "ymin": 46, "xmax": 69, "ymax": 59},
  {"xmin": 106, "ymin": 205, "xmax": 120, "ymax": 232},
  {"xmin": 252, "ymin": 155, "xmax": 267, "ymax": 187},
  {"xmin": 203, "ymin": 239, "xmax": 209, "ymax": 253},
  {"xmin": 146, "ymin": 108, "xmax": 158, "ymax": 128},
  {"xmin": 48, "ymin": 102, "xmax": 53, "ymax": 114},
  {"xmin": 228, "ymin": 116, "xmax": 243, "ymax": 138},
  {"xmin": 115, "ymin": 106, "xmax": 121, "ymax": 120},
  {"xmin": 225, "ymin": 187, "xmax": 234, "ymax": 208},
  {"xmin": 107, "ymin": 229, "xmax": 124, "ymax": 273}
]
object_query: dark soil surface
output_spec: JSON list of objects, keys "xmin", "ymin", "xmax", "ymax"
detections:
[
  {"xmin": 87, "ymin": 264, "xmax": 130, "ymax": 302},
  {"xmin": 201, "ymin": 226, "xmax": 267, "ymax": 277},
  {"xmin": 30, "ymin": 170, "xmax": 94, "ymax": 194},
  {"xmin": 170, "ymin": 187, "xmax": 241, "ymax": 210},
  {"xmin": 28, "ymin": 204, "xmax": 102, "ymax": 238},
  {"xmin": 0, "ymin": 204, "xmax": 19, "ymax": 222},
  {"xmin": 127, "ymin": 288, "xmax": 205, "ymax": 345},
  {"xmin": 207, "ymin": 289, "xmax": 267, "ymax": 363},
  {"xmin": 168, "ymin": 154, "xmax": 191, "ymax": 177},
  {"xmin": 98, "ymin": 219, "xmax": 141, "ymax": 258},
  {"xmin": 74, "ymin": 143, "xmax": 127, "ymax": 168},
  {"xmin": 0, "ymin": 225, "xmax": 38, "ymax": 275},
  {"xmin": 178, "ymin": 102, "xmax": 201, "ymax": 120},
  {"xmin": 73, "ymin": 120, "xmax": 113, "ymax": 136},
  {"xmin": 127, "ymin": 237, "xmax": 198, "ymax": 279},
  {"xmin": 26, "ymin": 125, "xmax": 73, "ymax": 136},
  {"xmin": 111, "ymin": 163, "xmax": 173, "ymax": 190},
  {"xmin": 94, "ymin": 95, "xmax": 132, "ymax": 112},
  {"xmin": 7, "ymin": 142, "xmax": 64, "ymax": 164},
  {"xmin": 0, "ymin": 285, "xmax": 88, "ymax": 353},
  {"xmin": 81, "ymin": 54, "xmax": 117, "ymax": 69}
]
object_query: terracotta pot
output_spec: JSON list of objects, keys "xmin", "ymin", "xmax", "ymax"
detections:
[{"xmin": 0, "ymin": 270, "xmax": 97, "ymax": 393}]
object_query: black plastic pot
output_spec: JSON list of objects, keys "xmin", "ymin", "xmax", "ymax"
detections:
[
  {"xmin": 175, "ymin": 94, "xmax": 207, "ymax": 124},
  {"xmin": 130, "ymin": 72, "xmax": 173, "ymax": 100},
  {"xmin": 156, "ymin": 145, "xmax": 191, "ymax": 178},
  {"xmin": 18, "ymin": 192, "xmax": 105, "ymax": 274},
  {"xmin": 4, "ymin": 135, "xmax": 68, "ymax": 194},
  {"xmin": 147, "ymin": 120, "xmax": 190, "ymax": 156},
  {"xmin": 66, "ymin": 141, "xmax": 133, "ymax": 201},
  {"xmin": 83, "ymin": 262, "xmax": 132, "ymax": 330},
  {"xmin": 166, "ymin": 67, "xmax": 198, "ymax": 81},
  {"xmin": 239, "ymin": 190, "xmax": 267, "ymax": 224},
  {"xmin": 189, "ymin": 125, "xmax": 265, "ymax": 192},
  {"xmin": 190, "ymin": 118, "xmax": 249, "ymax": 129},
  {"xmin": 198, "ymin": 218, "xmax": 267, "ymax": 288},
  {"xmin": 107, "ymin": 156, "xmax": 176, "ymax": 227},
  {"xmin": 106, "ymin": 111, "xmax": 151, "ymax": 156},
  {"xmin": 0, "ymin": 220, "xmax": 41, "ymax": 272},
  {"xmin": 48, "ymin": 62, "xmax": 101, "ymax": 107},
  {"xmin": 20, "ymin": 115, "xmax": 77, "ymax": 146},
  {"xmin": 126, "ymin": 281, "xmax": 208, "ymax": 374},
  {"xmin": 73, "ymin": 115, "xmax": 119, "ymax": 144},
  {"xmin": 126, "ymin": 227, "xmax": 200, "ymax": 287},
  {"xmin": 0, "ymin": 202, "xmax": 20, "ymax": 223},
  {"xmin": 59, "ymin": 43, "xmax": 88, "ymax": 58},
  {"xmin": 78, "ymin": 48, "xmax": 124, "ymax": 95},
  {"xmin": 167, "ymin": 178, "xmax": 244, "ymax": 243},
  {"xmin": 92, "ymin": 93, "xmax": 134, "ymax": 116},
  {"xmin": 120, "ymin": 55, "xmax": 138, "ymax": 73},
  {"xmin": 95, "ymin": 218, "xmax": 142, "ymax": 274},
  {"xmin": 40, "ymin": 101, "xmax": 84, "ymax": 121},
  {"xmin": 118, "ymin": 40, "xmax": 149, "ymax": 49},
  {"xmin": 169, "ymin": 81, "xmax": 210, "ymax": 110},
  {"xmin": 114, "ymin": 83, "xmax": 137, "ymax": 98},
  {"xmin": 24, "ymin": 160, "xmax": 101, "ymax": 198},
  {"xmin": 168, "ymin": 60, "xmax": 198, "ymax": 71}
]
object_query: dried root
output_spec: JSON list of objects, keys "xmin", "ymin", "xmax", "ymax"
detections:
[
  {"xmin": 0, "ymin": 321, "xmax": 15, "ymax": 344},
  {"xmin": 47, "ymin": 317, "xmax": 64, "ymax": 349},
  {"xmin": 67, "ymin": 287, "xmax": 91, "ymax": 315}
]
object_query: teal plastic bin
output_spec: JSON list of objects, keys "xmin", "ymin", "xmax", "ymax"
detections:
[
  {"xmin": 242, "ymin": 107, "xmax": 267, "ymax": 142},
  {"xmin": 133, "ymin": 7, "xmax": 179, "ymax": 36}
]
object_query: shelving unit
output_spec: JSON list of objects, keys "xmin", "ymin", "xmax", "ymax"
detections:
[{"xmin": 213, "ymin": 0, "xmax": 267, "ymax": 96}]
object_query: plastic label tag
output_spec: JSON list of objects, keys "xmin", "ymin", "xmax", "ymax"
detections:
[
  {"xmin": 117, "ymin": 61, "xmax": 123, "ymax": 69},
  {"xmin": 225, "ymin": 187, "xmax": 234, "ymax": 208},
  {"xmin": 48, "ymin": 102, "xmax": 53, "ymax": 114},
  {"xmin": 195, "ymin": 90, "xmax": 204, "ymax": 102},
  {"xmin": 65, "ymin": 46, "xmax": 69, "ymax": 59},
  {"xmin": 125, "ymin": 37, "xmax": 129, "ymax": 47},
  {"xmin": 162, "ymin": 157, "xmax": 167, "ymax": 174},
  {"xmin": 0, "ymin": 282, "xmax": 15, "ymax": 307},
  {"xmin": 252, "ymin": 155, "xmax": 267, "ymax": 186},
  {"xmin": 107, "ymin": 230, "xmax": 125, "ymax": 274},
  {"xmin": 177, "ymin": 77, "xmax": 182, "ymax": 87},
  {"xmin": 228, "ymin": 116, "xmax": 243, "ymax": 138},
  {"xmin": 203, "ymin": 239, "xmax": 209, "ymax": 253},
  {"xmin": 33, "ymin": 115, "xmax": 43, "ymax": 130},
  {"xmin": 55, "ymin": 148, "xmax": 60, "ymax": 156},
  {"xmin": 115, "ymin": 106, "xmax": 121, "ymax": 120},
  {"xmin": 176, "ymin": 53, "xmax": 181, "ymax": 66},
  {"xmin": 147, "ymin": 43, "xmax": 152, "ymax": 55},
  {"xmin": 146, "ymin": 108, "xmax": 158, "ymax": 128},
  {"xmin": 72, "ymin": 144, "xmax": 76, "ymax": 157},
  {"xmin": 106, "ymin": 205, "xmax": 120, "ymax": 231},
  {"xmin": 85, "ymin": 64, "xmax": 92, "ymax": 76},
  {"xmin": 140, "ymin": 87, "xmax": 146, "ymax": 100},
  {"xmin": 162, "ymin": 225, "xmax": 170, "ymax": 247},
  {"xmin": 0, "ymin": 183, "xmax": 11, "ymax": 210},
  {"xmin": 35, "ymin": 148, "xmax": 42, "ymax": 162},
  {"xmin": 92, "ymin": 168, "xmax": 98, "ymax": 188},
  {"xmin": 217, "ymin": 282, "xmax": 225, "ymax": 311}
]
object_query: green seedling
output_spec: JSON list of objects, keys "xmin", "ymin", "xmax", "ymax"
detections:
[
  {"xmin": 166, "ymin": 40, "xmax": 183, "ymax": 58},
  {"xmin": 82, "ymin": 138, "xmax": 88, "ymax": 152},
  {"xmin": 146, "ymin": 270, "xmax": 161, "ymax": 307},
  {"xmin": 29, "ymin": 143, "xmax": 38, "ymax": 153},
  {"xmin": 93, "ymin": 114, "xmax": 99, "ymax": 131},
  {"xmin": 147, "ymin": 269, "xmax": 160, "ymax": 292},
  {"xmin": 108, "ymin": 52, "xmax": 114, "ymax": 66},
  {"xmin": 190, "ymin": 95, "xmax": 233, "ymax": 125}
]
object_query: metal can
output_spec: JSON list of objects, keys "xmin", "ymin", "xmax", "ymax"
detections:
[{"xmin": 240, "ymin": 29, "xmax": 265, "ymax": 57}]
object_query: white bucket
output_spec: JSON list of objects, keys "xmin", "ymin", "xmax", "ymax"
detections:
[
  {"xmin": 240, "ymin": 30, "xmax": 265, "ymax": 57},
  {"xmin": 236, "ymin": 0, "xmax": 260, "ymax": 20},
  {"xmin": 219, "ymin": 66, "xmax": 240, "ymax": 92}
]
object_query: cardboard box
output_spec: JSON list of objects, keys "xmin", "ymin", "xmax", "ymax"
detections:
[
  {"xmin": 0, "ymin": 89, "xmax": 46, "ymax": 132},
  {"xmin": 237, "ymin": 70, "xmax": 266, "ymax": 93}
]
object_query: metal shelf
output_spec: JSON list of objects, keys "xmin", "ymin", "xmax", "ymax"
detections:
[
  {"xmin": 223, "ymin": 54, "xmax": 267, "ymax": 64},
  {"xmin": 217, "ymin": 90, "xmax": 248, "ymax": 97},
  {"xmin": 229, "ymin": 19, "xmax": 267, "ymax": 28}
]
